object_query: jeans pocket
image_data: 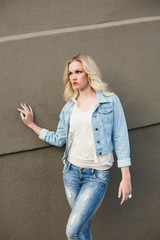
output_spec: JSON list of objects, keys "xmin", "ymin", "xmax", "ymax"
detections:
[
  {"xmin": 93, "ymin": 169, "xmax": 111, "ymax": 183},
  {"xmin": 63, "ymin": 160, "xmax": 71, "ymax": 174}
]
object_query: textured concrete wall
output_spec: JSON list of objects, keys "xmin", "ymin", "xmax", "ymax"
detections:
[
  {"xmin": 0, "ymin": 126, "xmax": 159, "ymax": 240},
  {"xmin": 1, "ymin": 0, "xmax": 160, "ymax": 37},
  {"xmin": 0, "ymin": 1, "xmax": 160, "ymax": 239}
]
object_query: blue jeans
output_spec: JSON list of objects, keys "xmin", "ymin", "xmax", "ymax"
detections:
[{"xmin": 62, "ymin": 159, "xmax": 111, "ymax": 240}]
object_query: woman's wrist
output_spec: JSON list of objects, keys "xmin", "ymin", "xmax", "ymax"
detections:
[
  {"xmin": 27, "ymin": 122, "xmax": 35, "ymax": 129},
  {"xmin": 120, "ymin": 166, "xmax": 131, "ymax": 180},
  {"xmin": 28, "ymin": 122, "xmax": 43, "ymax": 136}
]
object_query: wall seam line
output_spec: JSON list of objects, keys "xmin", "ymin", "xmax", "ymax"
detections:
[
  {"xmin": 0, "ymin": 122, "xmax": 159, "ymax": 157},
  {"xmin": 0, "ymin": 15, "xmax": 160, "ymax": 43}
]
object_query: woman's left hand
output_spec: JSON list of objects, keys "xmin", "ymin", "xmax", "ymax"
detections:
[{"xmin": 118, "ymin": 178, "xmax": 132, "ymax": 205}]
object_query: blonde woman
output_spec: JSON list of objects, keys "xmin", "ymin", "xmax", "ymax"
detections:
[{"xmin": 17, "ymin": 54, "xmax": 132, "ymax": 240}]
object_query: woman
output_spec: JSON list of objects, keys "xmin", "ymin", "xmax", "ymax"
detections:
[{"xmin": 17, "ymin": 54, "xmax": 132, "ymax": 240}]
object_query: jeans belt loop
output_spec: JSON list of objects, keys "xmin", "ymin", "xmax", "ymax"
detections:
[
  {"xmin": 63, "ymin": 159, "xmax": 66, "ymax": 165},
  {"xmin": 91, "ymin": 169, "xmax": 95, "ymax": 174}
]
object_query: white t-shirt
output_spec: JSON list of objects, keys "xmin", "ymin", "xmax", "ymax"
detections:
[{"xmin": 67, "ymin": 103, "xmax": 114, "ymax": 170}]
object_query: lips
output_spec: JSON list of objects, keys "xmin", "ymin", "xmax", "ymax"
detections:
[{"xmin": 73, "ymin": 82, "xmax": 78, "ymax": 85}]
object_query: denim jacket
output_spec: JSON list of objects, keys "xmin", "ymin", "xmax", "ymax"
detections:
[{"xmin": 39, "ymin": 91, "xmax": 131, "ymax": 168}]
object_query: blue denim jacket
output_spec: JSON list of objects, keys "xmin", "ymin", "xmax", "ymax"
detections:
[{"xmin": 39, "ymin": 91, "xmax": 131, "ymax": 168}]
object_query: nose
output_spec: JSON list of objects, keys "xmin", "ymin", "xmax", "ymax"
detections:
[{"xmin": 71, "ymin": 73, "xmax": 77, "ymax": 80}]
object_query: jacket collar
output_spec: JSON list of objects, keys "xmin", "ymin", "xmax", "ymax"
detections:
[
  {"xmin": 71, "ymin": 91, "xmax": 112, "ymax": 105},
  {"xmin": 96, "ymin": 91, "xmax": 111, "ymax": 103},
  {"xmin": 65, "ymin": 91, "xmax": 113, "ymax": 112}
]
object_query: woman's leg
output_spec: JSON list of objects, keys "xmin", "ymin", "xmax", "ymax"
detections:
[
  {"xmin": 62, "ymin": 160, "xmax": 111, "ymax": 240},
  {"xmin": 62, "ymin": 160, "xmax": 81, "ymax": 209}
]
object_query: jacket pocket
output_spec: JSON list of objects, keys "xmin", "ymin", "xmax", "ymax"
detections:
[
  {"xmin": 99, "ymin": 105, "xmax": 113, "ymax": 124},
  {"xmin": 99, "ymin": 105, "xmax": 113, "ymax": 114}
]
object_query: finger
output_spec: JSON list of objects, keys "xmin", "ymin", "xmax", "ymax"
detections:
[
  {"xmin": 23, "ymin": 103, "xmax": 31, "ymax": 112},
  {"xmin": 125, "ymin": 194, "xmax": 129, "ymax": 201},
  {"xmin": 126, "ymin": 191, "xmax": 132, "ymax": 198},
  {"xmin": 21, "ymin": 103, "xmax": 30, "ymax": 112},
  {"xmin": 118, "ymin": 187, "xmax": 121, "ymax": 198},
  {"xmin": 20, "ymin": 112, "xmax": 24, "ymax": 120},
  {"xmin": 20, "ymin": 103, "xmax": 26, "ymax": 109},
  {"xmin": 29, "ymin": 106, "xmax": 33, "ymax": 114},
  {"xmin": 120, "ymin": 195, "xmax": 126, "ymax": 205},
  {"xmin": 17, "ymin": 108, "xmax": 26, "ymax": 115},
  {"xmin": 121, "ymin": 192, "xmax": 130, "ymax": 205}
]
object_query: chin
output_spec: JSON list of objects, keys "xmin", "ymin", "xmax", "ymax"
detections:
[{"xmin": 73, "ymin": 85, "xmax": 80, "ymax": 89}]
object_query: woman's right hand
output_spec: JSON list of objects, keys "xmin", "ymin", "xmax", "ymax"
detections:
[{"xmin": 17, "ymin": 103, "xmax": 34, "ymax": 127}]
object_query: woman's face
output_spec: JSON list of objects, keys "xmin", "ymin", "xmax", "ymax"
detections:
[{"xmin": 68, "ymin": 61, "xmax": 90, "ymax": 91}]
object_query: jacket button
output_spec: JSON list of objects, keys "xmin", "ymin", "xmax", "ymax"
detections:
[
  {"xmin": 95, "ymin": 128, "xmax": 98, "ymax": 131},
  {"xmin": 99, "ymin": 152, "xmax": 102, "ymax": 155},
  {"xmin": 94, "ymin": 115, "xmax": 97, "ymax": 118},
  {"xmin": 97, "ymin": 140, "xmax": 100, "ymax": 143}
]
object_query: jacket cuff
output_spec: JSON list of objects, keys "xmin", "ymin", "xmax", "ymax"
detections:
[
  {"xmin": 117, "ymin": 158, "xmax": 131, "ymax": 168},
  {"xmin": 39, "ymin": 128, "xmax": 49, "ymax": 140}
]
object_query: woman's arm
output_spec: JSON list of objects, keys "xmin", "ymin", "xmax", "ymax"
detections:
[
  {"xmin": 112, "ymin": 95, "xmax": 131, "ymax": 168},
  {"xmin": 17, "ymin": 103, "xmax": 66, "ymax": 147},
  {"xmin": 112, "ymin": 95, "xmax": 132, "ymax": 205}
]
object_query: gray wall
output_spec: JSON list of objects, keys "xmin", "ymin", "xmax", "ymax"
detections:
[{"xmin": 0, "ymin": 1, "xmax": 160, "ymax": 239}]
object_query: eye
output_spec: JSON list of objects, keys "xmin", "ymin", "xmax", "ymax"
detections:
[
  {"xmin": 68, "ymin": 72, "xmax": 72, "ymax": 76},
  {"xmin": 76, "ymin": 70, "xmax": 82, "ymax": 74}
]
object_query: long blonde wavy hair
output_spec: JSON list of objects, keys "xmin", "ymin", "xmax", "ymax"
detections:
[{"xmin": 63, "ymin": 54, "xmax": 114, "ymax": 102}]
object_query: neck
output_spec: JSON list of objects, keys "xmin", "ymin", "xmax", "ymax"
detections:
[{"xmin": 78, "ymin": 86, "xmax": 96, "ymax": 100}]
